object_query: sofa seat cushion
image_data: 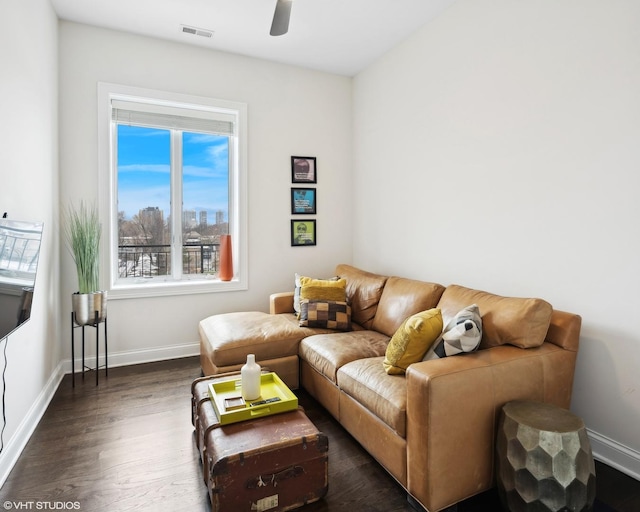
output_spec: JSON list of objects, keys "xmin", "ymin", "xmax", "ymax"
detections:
[
  {"xmin": 199, "ymin": 312, "xmax": 310, "ymax": 367},
  {"xmin": 337, "ymin": 357, "xmax": 407, "ymax": 437},
  {"xmin": 299, "ymin": 330, "xmax": 390, "ymax": 383}
]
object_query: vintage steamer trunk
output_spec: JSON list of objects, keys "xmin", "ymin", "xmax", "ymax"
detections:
[
  {"xmin": 191, "ymin": 374, "xmax": 238, "ymax": 451},
  {"xmin": 192, "ymin": 375, "xmax": 214, "ymax": 428},
  {"xmin": 191, "ymin": 376, "xmax": 329, "ymax": 512}
]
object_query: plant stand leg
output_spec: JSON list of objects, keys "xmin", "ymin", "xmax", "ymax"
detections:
[
  {"xmin": 104, "ymin": 317, "xmax": 108, "ymax": 378},
  {"xmin": 71, "ymin": 313, "xmax": 75, "ymax": 388},
  {"xmin": 82, "ymin": 323, "xmax": 85, "ymax": 382},
  {"xmin": 94, "ymin": 311, "xmax": 99, "ymax": 386}
]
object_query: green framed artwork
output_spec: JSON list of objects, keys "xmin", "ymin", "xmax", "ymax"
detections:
[{"xmin": 291, "ymin": 220, "xmax": 316, "ymax": 246}]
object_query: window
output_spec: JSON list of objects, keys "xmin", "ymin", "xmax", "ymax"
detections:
[{"xmin": 98, "ymin": 83, "xmax": 247, "ymax": 298}]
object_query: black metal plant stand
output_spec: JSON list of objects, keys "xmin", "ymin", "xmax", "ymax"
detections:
[{"xmin": 71, "ymin": 311, "xmax": 108, "ymax": 387}]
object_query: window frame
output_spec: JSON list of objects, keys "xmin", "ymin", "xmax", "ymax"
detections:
[{"xmin": 98, "ymin": 82, "xmax": 248, "ymax": 299}]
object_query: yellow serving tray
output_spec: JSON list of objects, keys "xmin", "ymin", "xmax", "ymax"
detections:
[{"xmin": 208, "ymin": 372, "xmax": 298, "ymax": 425}]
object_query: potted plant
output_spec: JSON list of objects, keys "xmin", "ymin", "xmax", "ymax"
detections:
[{"xmin": 63, "ymin": 201, "xmax": 106, "ymax": 326}]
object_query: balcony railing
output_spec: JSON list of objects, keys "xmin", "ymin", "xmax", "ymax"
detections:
[{"xmin": 118, "ymin": 243, "xmax": 220, "ymax": 278}]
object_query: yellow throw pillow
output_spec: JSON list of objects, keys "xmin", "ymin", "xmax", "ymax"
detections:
[
  {"xmin": 383, "ymin": 309, "xmax": 443, "ymax": 375},
  {"xmin": 299, "ymin": 276, "xmax": 347, "ymax": 303}
]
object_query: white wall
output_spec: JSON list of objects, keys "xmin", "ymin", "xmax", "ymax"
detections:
[
  {"xmin": 58, "ymin": 23, "xmax": 352, "ymax": 366},
  {"xmin": 0, "ymin": 0, "xmax": 61, "ymax": 483},
  {"xmin": 353, "ymin": 0, "xmax": 640, "ymax": 477}
]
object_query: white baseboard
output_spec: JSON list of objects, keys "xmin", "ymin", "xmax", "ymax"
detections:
[
  {"xmin": 0, "ymin": 362, "xmax": 65, "ymax": 487},
  {"xmin": 64, "ymin": 342, "xmax": 200, "ymax": 373},
  {"xmin": 589, "ymin": 428, "xmax": 640, "ymax": 481}
]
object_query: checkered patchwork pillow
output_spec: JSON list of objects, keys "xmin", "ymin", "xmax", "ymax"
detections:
[
  {"xmin": 423, "ymin": 304, "xmax": 482, "ymax": 360},
  {"xmin": 299, "ymin": 299, "xmax": 352, "ymax": 331}
]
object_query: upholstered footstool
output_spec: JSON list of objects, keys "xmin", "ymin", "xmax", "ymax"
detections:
[
  {"xmin": 496, "ymin": 400, "xmax": 596, "ymax": 512},
  {"xmin": 199, "ymin": 311, "xmax": 307, "ymax": 389}
]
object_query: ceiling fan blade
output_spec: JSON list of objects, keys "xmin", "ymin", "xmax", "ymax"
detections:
[{"xmin": 270, "ymin": 0, "xmax": 293, "ymax": 36}]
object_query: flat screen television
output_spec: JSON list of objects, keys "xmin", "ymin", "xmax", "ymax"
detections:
[{"xmin": 0, "ymin": 219, "xmax": 43, "ymax": 340}]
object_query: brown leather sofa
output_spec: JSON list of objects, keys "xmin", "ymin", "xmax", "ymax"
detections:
[{"xmin": 199, "ymin": 264, "xmax": 581, "ymax": 512}]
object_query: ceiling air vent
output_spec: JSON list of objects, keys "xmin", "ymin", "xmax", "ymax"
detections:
[{"xmin": 181, "ymin": 25, "xmax": 213, "ymax": 38}]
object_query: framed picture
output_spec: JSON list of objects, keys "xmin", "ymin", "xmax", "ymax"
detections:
[
  {"xmin": 291, "ymin": 220, "xmax": 316, "ymax": 246},
  {"xmin": 291, "ymin": 188, "xmax": 316, "ymax": 214},
  {"xmin": 291, "ymin": 156, "xmax": 317, "ymax": 183}
]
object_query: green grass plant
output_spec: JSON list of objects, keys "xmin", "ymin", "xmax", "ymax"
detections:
[{"xmin": 64, "ymin": 201, "xmax": 101, "ymax": 294}]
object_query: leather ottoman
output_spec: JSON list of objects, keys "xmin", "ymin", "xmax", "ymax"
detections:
[{"xmin": 199, "ymin": 311, "xmax": 307, "ymax": 389}]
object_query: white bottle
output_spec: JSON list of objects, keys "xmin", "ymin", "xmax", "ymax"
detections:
[{"xmin": 241, "ymin": 354, "xmax": 261, "ymax": 401}]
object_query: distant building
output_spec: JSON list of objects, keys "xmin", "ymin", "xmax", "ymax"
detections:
[
  {"xmin": 139, "ymin": 206, "xmax": 163, "ymax": 224},
  {"xmin": 199, "ymin": 210, "xmax": 207, "ymax": 226},
  {"xmin": 185, "ymin": 231, "xmax": 201, "ymax": 243},
  {"xmin": 216, "ymin": 210, "xmax": 224, "ymax": 225},
  {"xmin": 135, "ymin": 206, "xmax": 165, "ymax": 245},
  {"xmin": 183, "ymin": 210, "xmax": 196, "ymax": 229}
]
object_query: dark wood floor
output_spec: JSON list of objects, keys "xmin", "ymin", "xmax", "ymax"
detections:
[{"xmin": 1, "ymin": 357, "xmax": 638, "ymax": 511}]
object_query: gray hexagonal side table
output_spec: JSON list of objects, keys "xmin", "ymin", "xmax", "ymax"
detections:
[{"xmin": 496, "ymin": 400, "xmax": 596, "ymax": 512}]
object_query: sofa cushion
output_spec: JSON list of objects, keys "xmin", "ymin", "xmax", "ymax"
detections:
[
  {"xmin": 336, "ymin": 264, "xmax": 388, "ymax": 329},
  {"xmin": 383, "ymin": 309, "xmax": 443, "ymax": 375},
  {"xmin": 279, "ymin": 312, "xmax": 353, "ymax": 336},
  {"xmin": 423, "ymin": 304, "xmax": 482, "ymax": 360},
  {"xmin": 299, "ymin": 299, "xmax": 352, "ymax": 331},
  {"xmin": 199, "ymin": 312, "xmax": 306, "ymax": 367},
  {"xmin": 437, "ymin": 285, "xmax": 553, "ymax": 349},
  {"xmin": 337, "ymin": 357, "xmax": 407, "ymax": 437},
  {"xmin": 299, "ymin": 330, "xmax": 390, "ymax": 383},
  {"xmin": 299, "ymin": 276, "xmax": 347, "ymax": 310},
  {"xmin": 371, "ymin": 276, "xmax": 446, "ymax": 337},
  {"xmin": 294, "ymin": 273, "xmax": 341, "ymax": 314}
]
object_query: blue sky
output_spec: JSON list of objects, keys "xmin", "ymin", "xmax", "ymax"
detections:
[{"xmin": 117, "ymin": 125, "xmax": 229, "ymax": 222}]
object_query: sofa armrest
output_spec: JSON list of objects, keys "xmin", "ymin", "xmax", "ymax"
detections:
[
  {"xmin": 270, "ymin": 292, "xmax": 295, "ymax": 315},
  {"xmin": 405, "ymin": 342, "xmax": 578, "ymax": 512}
]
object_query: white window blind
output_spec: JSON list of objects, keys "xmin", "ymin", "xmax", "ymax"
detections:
[{"xmin": 111, "ymin": 98, "xmax": 236, "ymax": 135}]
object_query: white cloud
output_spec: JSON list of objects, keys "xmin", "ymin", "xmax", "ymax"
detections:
[{"xmin": 118, "ymin": 164, "xmax": 169, "ymax": 174}]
